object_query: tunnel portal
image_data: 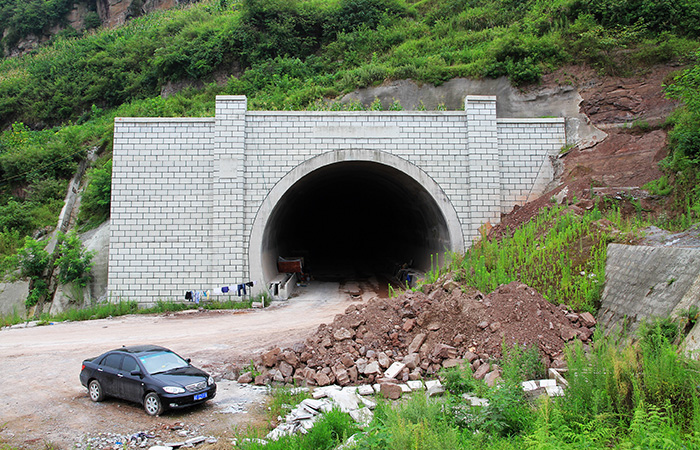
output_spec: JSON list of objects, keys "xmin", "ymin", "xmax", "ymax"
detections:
[{"xmin": 260, "ymin": 161, "xmax": 451, "ymax": 284}]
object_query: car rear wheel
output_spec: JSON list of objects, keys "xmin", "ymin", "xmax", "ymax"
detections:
[
  {"xmin": 144, "ymin": 392, "xmax": 163, "ymax": 416},
  {"xmin": 88, "ymin": 379, "xmax": 104, "ymax": 402}
]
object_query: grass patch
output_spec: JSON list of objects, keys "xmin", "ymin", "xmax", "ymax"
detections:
[
  {"xmin": 449, "ymin": 204, "xmax": 610, "ymax": 312},
  {"xmin": 265, "ymin": 386, "xmax": 312, "ymax": 426},
  {"xmin": 0, "ymin": 294, "xmax": 268, "ymax": 328},
  {"xmin": 238, "ymin": 408, "xmax": 358, "ymax": 450}
]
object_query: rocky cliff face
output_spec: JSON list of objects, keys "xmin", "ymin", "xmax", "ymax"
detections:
[
  {"xmin": 5, "ymin": 0, "xmax": 192, "ymax": 57},
  {"xmin": 95, "ymin": 0, "xmax": 180, "ymax": 28}
]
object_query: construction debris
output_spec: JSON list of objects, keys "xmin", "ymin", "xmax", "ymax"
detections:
[{"xmin": 237, "ymin": 280, "xmax": 595, "ymax": 387}]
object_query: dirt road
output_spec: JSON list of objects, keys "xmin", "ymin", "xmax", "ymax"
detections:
[{"xmin": 0, "ymin": 281, "xmax": 374, "ymax": 449}]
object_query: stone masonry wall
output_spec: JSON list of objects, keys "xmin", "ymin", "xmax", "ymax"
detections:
[
  {"xmin": 108, "ymin": 95, "xmax": 565, "ymax": 304},
  {"xmin": 109, "ymin": 118, "xmax": 215, "ymax": 301}
]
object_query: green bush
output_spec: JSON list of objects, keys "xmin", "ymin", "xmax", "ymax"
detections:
[
  {"xmin": 441, "ymin": 364, "xmax": 476, "ymax": 395},
  {"xmin": 78, "ymin": 159, "xmax": 112, "ymax": 229},
  {"xmin": 54, "ymin": 231, "xmax": 94, "ymax": 288},
  {"xmin": 83, "ymin": 11, "xmax": 102, "ymax": 30},
  {"xmin": 481, "ymin": 381, "xmax": 533, "ymax": 437}
]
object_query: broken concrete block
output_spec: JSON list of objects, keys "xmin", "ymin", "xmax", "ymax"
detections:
[
  {"xmin": 545, "ymin": 385, "xmax": 565, "ymax": 397},
  {"xmin": 327, "ymin": 389, "xmax": 361, "ymax": 413},
  {"xmin": 384, "ymin": 361, "xmax": 406, "ymax": 380},
  {"xmin": 442, "ymin": 358, "xmax": 463, "ymax": 369},
  {"xmin": 350, "ymin": 407, "xmax": 374, "ymax": 427},
  {"xmin": 548, "ymin": 368, "xmax": 569, "ymax": 387},
  {"xmin": 521, "ymin": 380, "xmax": 538, "ymax": 391},
  {"xmin": 426, "ymin": 384, "xmax": 445, "ymax": 397},
  {"xmin": 312, "ymin": 385, "xmax": 341, "ymax": 399},
  {"xmin": 424, "ymin": 379, "xmax": 442, "ymax": 390},
  {"xmin": 360, "ymin": 395, "xmax": 376, "ymax": 410},
  {"xmin": 300, "ymin": 398, "xmax": 326, "ymax": 412},
  {"xmin": 357, "ymin": 384, "xmax": 374, "ymax": 396},
  {"xmin": 399, "ymin": 384, "xmax": 411, "ymax": 393},
  {"xmin": 539, "ymin": 379, "xmax": 557, "ymax": 388},
  {"xmin": 407, "ymin": 380, "xmax": 424, "ymax": 391},
  {"xmin": 463, "ymin": 394, "xmax": 489, "ymax": 407}
]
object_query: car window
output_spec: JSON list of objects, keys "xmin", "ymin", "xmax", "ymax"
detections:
[
  {"xmin": 122, "ymin": 356, "xmax": 139, "ymax": 373},
  {"xmin": 139, "ymin": 351, "xmax": 188, "ymax": 375},
  {"xmin": 103, "ymin": 353, "xmax": 123, "ymax": 369}
]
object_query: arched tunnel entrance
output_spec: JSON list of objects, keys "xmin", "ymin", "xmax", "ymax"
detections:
[{"xmin": 255, "ymin": 157, "xmax": 462, "ymax": 292}]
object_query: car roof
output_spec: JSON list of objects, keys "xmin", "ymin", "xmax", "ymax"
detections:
[{"xmin": 111, "ymin": 345, "xmax": 171, "ymax": 355}]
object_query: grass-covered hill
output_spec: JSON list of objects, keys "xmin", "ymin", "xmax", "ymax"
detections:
[{"xmin": 0, "ymin": 0, "xmax": 700, "ymax": 284}]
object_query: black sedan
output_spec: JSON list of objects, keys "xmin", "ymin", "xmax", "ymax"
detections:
[{"xmin": 79, "ymin": 345, "xmax": 216, "ymax": 416}]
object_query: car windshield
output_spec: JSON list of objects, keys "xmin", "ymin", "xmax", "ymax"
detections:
[{"xmin": 139, "ymin": 351, "xmax": 189, "ymax": 375}]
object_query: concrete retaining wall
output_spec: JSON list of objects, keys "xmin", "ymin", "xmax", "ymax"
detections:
[{"xmin": 598, "ymin": 244, "xmax": 700, "ymax": 334}]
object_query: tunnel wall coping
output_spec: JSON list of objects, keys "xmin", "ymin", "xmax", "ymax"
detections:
[{"xmin": 108, "ymin": 95, "xmax": 565, "ymax": 304}]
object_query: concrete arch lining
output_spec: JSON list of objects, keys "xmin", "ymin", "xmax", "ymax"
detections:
[{"xmin": 248, "ymin": 149, "xmax": 465, "ymax": 290}]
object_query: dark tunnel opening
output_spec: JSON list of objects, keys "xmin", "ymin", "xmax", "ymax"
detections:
[{"xmin": 261, "ymin": 161, "xmax": 452, "ymax": 284}]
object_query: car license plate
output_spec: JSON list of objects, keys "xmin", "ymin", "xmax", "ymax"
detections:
[{"xmin": 194, "ymin": 392, "xmax": 207, "ymax": 401}]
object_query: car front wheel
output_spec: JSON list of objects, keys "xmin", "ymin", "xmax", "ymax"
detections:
[
  {"xmin": 88, "ymin": 379, "xmax": 104, "ymax": 402},
  {"xmin": 144, "ymin": 392, "xmax": 163, "ymax": 416}
]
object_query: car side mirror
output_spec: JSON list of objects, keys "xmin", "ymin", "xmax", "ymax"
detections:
[
  {"xmin": 186, "ymin": 358, "xmax": 191, "ymax": 364},
  {"xmin": 131, "ymin": 370, "xmax": 143, "ymax": 377}
]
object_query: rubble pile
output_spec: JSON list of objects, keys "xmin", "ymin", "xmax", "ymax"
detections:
[{"xmin": 237, "ymin": 280, "xmax": 596, "ymax": 387}]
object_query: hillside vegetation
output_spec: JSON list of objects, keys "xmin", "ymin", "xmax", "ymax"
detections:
[{"xmin": 0, "ymin": 0, "xmax": 699, "ymax": 302}]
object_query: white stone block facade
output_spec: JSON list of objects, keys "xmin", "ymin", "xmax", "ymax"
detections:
[{"xmin": 109, "ymin": 95, "xmax": 565, "ymax": 304}]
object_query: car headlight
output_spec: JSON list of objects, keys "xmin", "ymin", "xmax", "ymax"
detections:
[
  {"xmin": 163, "ymin": 386, "xmax": 185, "ymax": 394},
  {"xmin": 208, "ymin": 376, "xmax": 214, "ymax": 386}
]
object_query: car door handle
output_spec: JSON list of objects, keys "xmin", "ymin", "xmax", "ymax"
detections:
[
  {"xmin": 98, "ymin": 368, "xmax": 103, "ymax": 372},
  {"xmin": 117, "ymin": 373, "xmax": 123, "ymax": 378}
]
